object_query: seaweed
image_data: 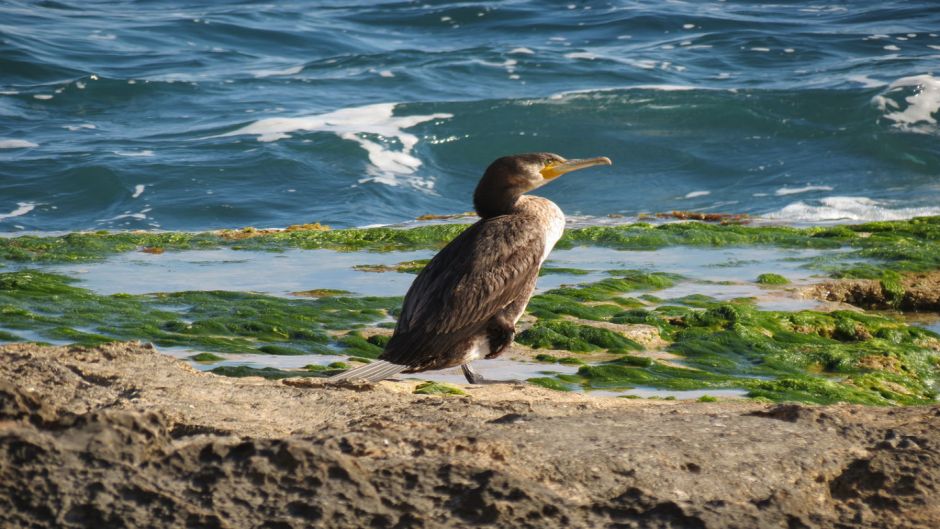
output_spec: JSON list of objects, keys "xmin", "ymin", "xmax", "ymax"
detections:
[
  {"xmin": 413, "ymin": 381, "xmax": 466, "ymax": 396},
  {"xmin": 756, "ymin": 273, "xmax": 790, "ymax": 285},
  {"xmin": 0, "ymin": 270, "xmax": 398, "ymax": 356}
]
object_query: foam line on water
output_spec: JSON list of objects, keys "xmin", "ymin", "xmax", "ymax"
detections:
[
  {"xmin": 0, "ymin": 139, "xmax": 38, "ymax": 149},
  {"xmin": 216, "ymin": 103, "xmax": 452, "ymax": 189},
  {"xmin": 774, "ymin": 185, "xmax": 833, "ymax": 196},
  {"xmin": 765, "ymin": 196, "xmax": 940, "ymax": 222},
  {"xmin": 0, "ymin": 202, "xmax": 37, "ymax": 221}
]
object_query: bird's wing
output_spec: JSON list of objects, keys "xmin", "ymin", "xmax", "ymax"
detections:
[{"xmin": 382, "ymin": 216, "xmax": 545, "ymax": 367}]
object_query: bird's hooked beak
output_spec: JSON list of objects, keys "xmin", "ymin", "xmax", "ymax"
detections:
[{"xmin": 540, "ymin": 156, "xmax": 612, "ymax": 180}]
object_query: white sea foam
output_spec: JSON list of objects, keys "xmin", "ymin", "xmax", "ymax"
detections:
[
  {"xmin": 766, "ymin": 196, "xmax": 940, "ymax": 222},
  {"xmin": 565, "ymin": 52, "xmax": 597, "ymax": 60},
  {"xmin": 550, "ymin": 84, "xmax": 701, "ymax": 99},
  {"xmin": 684, "ymin": 190, "xmax": 710, "ymax": 199},
  {"xmin": 872, "ymin": 74, "xmax": 940, "ymax": 133},
  {"xmin": 64, "ymin": 123, "xmax": 96, "ymax": 131},
  {"xmin": 251, "ymin": 65, "xmax": 303, "ymax": 78},
  {"xmin": 774, "ymin": 185, "xmax": 833, "ymax": 196},
  {"xmin": 884, "ymin": 44, "xmax": 900, "ymax": 51},
  {"xmin": 509, "ymin": 47, "xmax": 535, "ymax": 55},
  {"xmin": 0, "ymin": 202, "xmax": 37, "ymax": 221},
  {"xmin": 132, "ymin": 184, "xmax": 146, "ymax": 198},
  {"xmin": 114, "ymin": 150, "xmax": 154, "ymax": 157},
  {"xmin": 217, "ymin": 103, "xmax": 452, "ymax": 189},
  {"xmin": 0, "ymin": 139, "xmax": 38, "ymax": 149},
  {"xmin": 99, "ymin": 207, "xmax": 153, "ymax": 223},
  {"xmin": 33, "ymin": 94, "xmax": 53, "ymax": 100}
]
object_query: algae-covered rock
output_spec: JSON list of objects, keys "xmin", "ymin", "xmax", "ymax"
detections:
[
  {"xmin": 0, "ymin": 270, "xmax": 398, "ymax": 356},
  {"xmin": 516, "ymin": 320, "xmax": 643, "ymax": 353},
  {"xmin": 414, "ymin": 381, "xmax": 466, "ymax": 396},
  {"xmin": 757, "ymin": 273, "xmax": 790, "ymax": 285}
]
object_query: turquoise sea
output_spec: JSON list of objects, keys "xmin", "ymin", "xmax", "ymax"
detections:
[{"xmin": 2, "ymin": 0, "xmax": 940, "ymax": 232}]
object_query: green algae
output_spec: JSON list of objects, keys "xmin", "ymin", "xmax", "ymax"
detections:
[
  {"xmin": 4, "ymin": 218, "xmax": 940, "ymax": 405},
  {"xmin": 4, "ymin": 217, "xmax": 940, "ymax": 281},
  {"xmin": 527, "ymin": 377, "xmax": 575, "ymax": 392},
  {"xmin": 210, "ymin": 365, "xmax": 329, "ymax": 379},
  {"xmin": 303, "ymin": 362, "xmax": 349, "ymax": 373},
  {"xmin": 697, "ymin": 395, "xmax": 718, "ymax": 402},
  {"xmin": 526, "ymin": 270, "xmax": 677, "ymax": 321},
  {"xmin": 290, "ymin": 288, "xmax": 352, "ymax": 298},
  {"xmin": 534, "ymin": 297, "xmax": 940, "ymax": 405},
  {"xmin": 539, "ymin": 266, "xmax": 591, "ymax": 276},
  {"xmin": 516, "ymin": 320, "xmax": 643, "ymax": 353},
  {"xmin": 189, "ymin": 352, "xmax": 224, "ymax": 362},
  {"xmin": 0, "ymin": 269, "xmax": 399, "ymax": 357},
  {"xmin": 413, "ymin": 381, "xmax": 466, "ymax": 396},
  {"xmin": 533, "ymin": 353, "xmax": 585, "ymax": 366},
  {"xmin": 338, "ymin": 332, "xmax": 388, "ymax": 358},
  {"xmin": 756, "ymin": 273, "xmax": 790, "ymax": 285},
  {"xmin": 353, "ymin": 259, "xmax": 430, "ymax": 274},
  {"xmin": 0, "ymin": 224, "xmax": 470, "ymax": 263}
]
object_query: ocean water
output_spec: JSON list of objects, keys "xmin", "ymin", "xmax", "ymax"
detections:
[{"xmin": 2, "ymin": 0, "xmax": 940, "ymax": 232}]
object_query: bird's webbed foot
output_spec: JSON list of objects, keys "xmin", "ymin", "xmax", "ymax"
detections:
[{"xmin": 461, "ymin": 363, "xmax": 523, "ymax": 385}]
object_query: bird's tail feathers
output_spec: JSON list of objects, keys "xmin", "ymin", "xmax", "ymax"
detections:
[{"xmin": 327, "ymin": 360, "xmax": 408, "ymax": 383}]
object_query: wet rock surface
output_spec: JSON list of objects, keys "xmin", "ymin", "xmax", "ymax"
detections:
[
  {"xmin": 1, "ymin": 342, "xmax": 938, "ymax": 529},
  {"xmin": 809, "ymin": 270, "xmax": 940, "ymax": 311}
]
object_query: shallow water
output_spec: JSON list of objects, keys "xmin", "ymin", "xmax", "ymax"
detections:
[
  {"xmin": 3, "ymin": 1, "xmax": 940, "ymax": 232},
  {"xmin": 50, "ymin": 243, "xmax": 828, "ymax": 300},
  {"xmin": 48, "ymin": 247, "xmax": 434, "ymax": 297},
  {"xmin": 36, "ymin": 242, "xmax": 840, "ymax": 398}
]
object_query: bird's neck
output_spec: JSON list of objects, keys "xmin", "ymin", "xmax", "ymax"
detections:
[{"xmin": 473, "ymin": 188, "xmax": 522, "ymax": 219}]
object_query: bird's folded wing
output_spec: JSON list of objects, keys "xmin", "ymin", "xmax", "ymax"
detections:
[{"xmin": 385, "ymin": 217, "xmax": 545, "ymax": 364}]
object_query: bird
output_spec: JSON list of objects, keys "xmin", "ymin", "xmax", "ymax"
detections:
[{"xmin": 329, "ymin": 153, "xmax": 612, "ymax": 384}]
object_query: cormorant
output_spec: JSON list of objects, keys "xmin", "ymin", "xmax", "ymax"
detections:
[{"xmin": 329, "ymin": 153, "xmax": 612, "ymax": 384}]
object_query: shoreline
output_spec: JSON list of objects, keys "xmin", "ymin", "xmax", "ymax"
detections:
[
  {"xmin": 1, "ymin": 341, "xmax": 938, "ymax": 528},
  {"xmin": 1, "ymin": 216, "xmax": 939, "ymax": 404}
]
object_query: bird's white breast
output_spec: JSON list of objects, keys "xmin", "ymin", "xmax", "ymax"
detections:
[{"xmin": 540, "ymin": 201, "xmax": 565, "ymax": 264}]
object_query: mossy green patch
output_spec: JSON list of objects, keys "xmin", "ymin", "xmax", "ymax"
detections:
[
  {"xmin": 4, "ymin": 217, "xmax": 940, "ymax": 280},
  {"xmin": 516, "ymin": 320, "xmax": 643, "ymax": 353},
  {"xmin": 0, "ymin": 224, "xmax": 470, "ymax": 263},
  {"xmin": 189, "ymin": 352, "xmax": 224, "ymax": 362},
  {"xmin": 757, "ymin": 273, "xmax": 790, "ymax": 285},
  {"xmin": 527, "ymin": 377, "xmax": 575, "ymax": 392},
  {"xmin": 526, "ymin": 270, "xmax": 677, "ymax": 321},
  {"xmin": 539, "ymin": 266, "xmax": 591, "ymax": 276},
  {"xmin": 533, "ymin": 353, "xmax": 585, "ymax": 365},
  {"xmin": 303, "ymin": 362, "xmax": 348, "ymax": 374},
  {"xmin": 413, "ymin": 381, "xmax": 466, "ymax": 396},
  {"xmin": 210, "ymin": 365, "xmax": 328, "ymax": 379},
  {"xmin": 0, "ymin": 270, "xmax": 399, "ymax": 357},
  {"xmin": 353, "ymin": 259, "xmax": 430, "ymax": 274},
  {"xmin": 338, "ymin": 332, "xmax": 388, "ymax": 358},
  {"xmin": 290, "ymin": 288, "xmax": 352, "ymax": 298},
  {"xmin": 544, "ymin": 300, "xmax": 940, "ymax": 404}
]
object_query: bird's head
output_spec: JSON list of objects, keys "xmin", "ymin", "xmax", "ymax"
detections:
[{"xmin": 473, "ymin": 152, "xmax": 612, "ymax": 218}]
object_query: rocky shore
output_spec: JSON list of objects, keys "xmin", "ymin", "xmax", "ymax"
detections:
[{"xmin": 1, "ymin": 341, "xmax": 937, "ymax": 529}]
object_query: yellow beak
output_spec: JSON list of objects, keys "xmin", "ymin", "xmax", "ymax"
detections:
[{"xmin": 540, "ymin": 156, "xmax": 612, "ymax": 180}]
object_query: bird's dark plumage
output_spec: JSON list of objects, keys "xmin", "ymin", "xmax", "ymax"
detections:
[
  {"xmin": 329, "ymin": 152, "xmax": 611, "ymax": 384},
  {"xmin": 381, "ymin": 211, "xmax": 546, "ymax": 371}
]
